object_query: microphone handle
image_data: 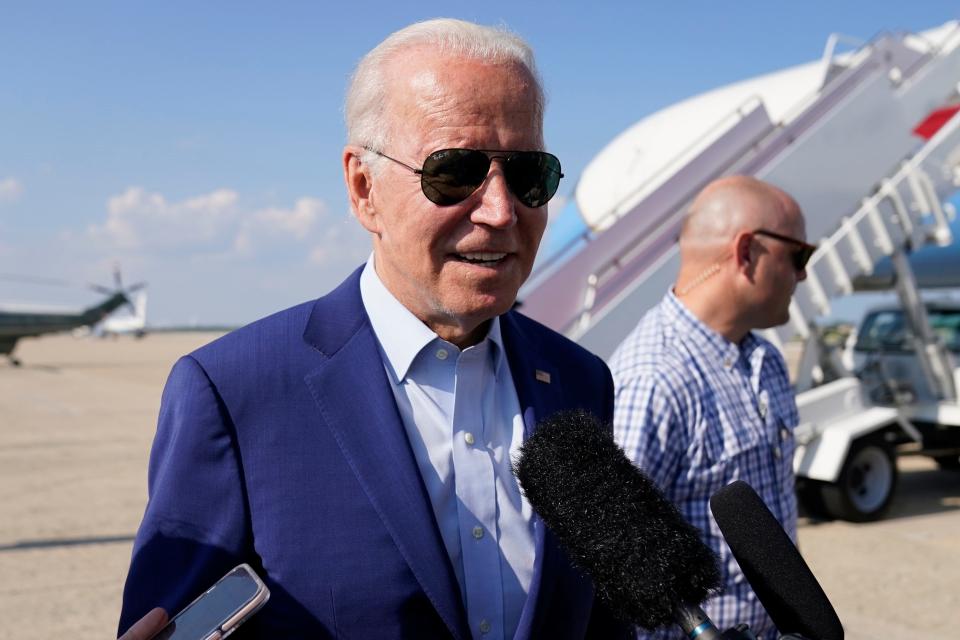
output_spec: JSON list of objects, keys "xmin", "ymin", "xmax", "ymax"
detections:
[{"xmin": 674, "ymin": 603, "xmax": 722, "ymax": 640}]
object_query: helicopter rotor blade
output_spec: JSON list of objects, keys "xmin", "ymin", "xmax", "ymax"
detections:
[
  {"xmin": 0, "ymin": 273, "xmax": 76, "ymax": 287},
  {"xmin": 88, "ymin": 284, "xmax": 115, "ymax": 296}
]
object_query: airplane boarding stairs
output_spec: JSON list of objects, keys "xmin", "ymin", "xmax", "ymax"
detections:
[
  {"xmin": 519, "ymin": 24, "xmax": 960, "ymax": 362},
  {"xmin": 518, "ymin": 24, "xmax": 960, "ymax": 520}
]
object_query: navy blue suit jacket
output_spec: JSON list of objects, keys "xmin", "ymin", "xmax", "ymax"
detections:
[{"xmin": 119, "ymin": 268, "xmax": 627, "ymax": 639}]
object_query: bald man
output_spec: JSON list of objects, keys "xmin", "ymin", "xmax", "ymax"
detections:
[{"xmin": 609, "ymin": 176, "xmax": 816, "ymax": 640}]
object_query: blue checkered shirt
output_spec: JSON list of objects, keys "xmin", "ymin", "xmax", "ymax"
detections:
[{"xmin": 609, "ymin": 291, "xmax": 798, "ymax": 640}]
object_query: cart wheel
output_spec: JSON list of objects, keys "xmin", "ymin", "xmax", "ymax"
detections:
[{"xmin": 821, "ymin": 439, "xmax": 897, "ymax": 522}]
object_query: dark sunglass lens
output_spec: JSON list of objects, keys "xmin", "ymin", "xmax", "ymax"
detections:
[
  {"xmin": 505, "ymin": 152, "xmax": 562, "ymax": 208},
  {"xmin": 420, "ymin": 149, "xmax": 490, "ymax": 206},
  {"xmin": 794, "ymin": 246, "xmax": 815, "ymax": 271}
]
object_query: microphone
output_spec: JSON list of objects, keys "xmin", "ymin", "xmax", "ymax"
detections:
[
  {"xmin": 513, "ymin": 409, "xmax": 727, "ymax": 637},
  {"xmin": 710, "ymin": 482, "xmax": 844, "ymax": 640}
]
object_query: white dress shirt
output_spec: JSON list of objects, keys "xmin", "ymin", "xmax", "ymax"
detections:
[{"xmin": 359, "ymin": 257, "xmax": 535, "ymax": 640}]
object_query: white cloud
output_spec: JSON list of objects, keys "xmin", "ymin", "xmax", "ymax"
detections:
[
  {"xmin": 22, "ymin": 187, "xmax": 374, "ymax": 325},
  {"xmin": 0, "ymin": 177, "xmax": 23, "ymax": 203},
  {"xmin": 87, "ymin": 187, "xmax": 370, "ymax": 268},
  {"xmin": 234, "ymin": 197, "xmax": 325, "ymax": 253},
  {"xmin": 89, "ymin": 186, "xmax": 239, "ymax": 249}
]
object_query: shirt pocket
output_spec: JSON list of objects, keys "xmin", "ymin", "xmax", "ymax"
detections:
[{"xmin": 688, "ymin": 412, "xmax": 765, "ymax": 495}]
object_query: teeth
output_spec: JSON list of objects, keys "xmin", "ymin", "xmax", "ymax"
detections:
[{"xmin": 458, "ymin": 252, "xmax": 507, "ymax": 263}]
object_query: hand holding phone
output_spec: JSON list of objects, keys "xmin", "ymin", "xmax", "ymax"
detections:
[
  {"xmin": 150, "ymin": 564, "xmax": 270, "ymax": 640},
  {"xmin": 118, "ymin": 608, "xmax": 168, "ymax": 640}
]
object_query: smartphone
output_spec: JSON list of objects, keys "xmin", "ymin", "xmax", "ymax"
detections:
[{"xmin": 152, "ymin": 563, "xmax": 270, "ymax": 640}]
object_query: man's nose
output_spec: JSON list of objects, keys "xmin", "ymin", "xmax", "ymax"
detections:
[{"xmin": 471, "ymin": 165, "xmax": 517, "ymax": 228}]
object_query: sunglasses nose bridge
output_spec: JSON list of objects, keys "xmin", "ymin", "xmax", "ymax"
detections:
[
  {"xmin": 457, "ymin": 151, "xmax": 499, "ymax": 190},
  {"xmin": 479, "ymin": 154, "xmax": 510, "ymax": 183},
  {"xmin": 459, "ymin": 155, "xmax": 505, "ymax": 204},
  {"xmin": 471, "ymin": 163, "xmax": 518, "ymax": 227},
  {"xmin": 474, "ymin": 154, "xmax": 516, "ymax": 193}
]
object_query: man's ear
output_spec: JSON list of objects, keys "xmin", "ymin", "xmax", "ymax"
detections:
[
  {"xmin": 734, "ymin": 231, "xmax": 754, "ymax": 273},
  {"xmin": 343, "ymin": 146, "xmax": 380, "ymax": 235},
  {"xmin": 733, "ymin": 231, "xmax": 757, "ymax": 280}
]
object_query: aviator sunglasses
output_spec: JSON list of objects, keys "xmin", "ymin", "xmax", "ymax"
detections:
[
  {"xmin": 365, "ymin": 147, "xmax": 564, "ymax": 208},
  {"xmin": 752, "ymin": 229, "xmax": 817, "ymax": 271}
]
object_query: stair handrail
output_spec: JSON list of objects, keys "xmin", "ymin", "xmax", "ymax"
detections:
[{"xmin": 773, "ymin": 105, "xmax": 960, "ymax": 351}]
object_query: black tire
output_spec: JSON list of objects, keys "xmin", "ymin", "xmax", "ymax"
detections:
[
  {"xmin": 795, "ymin": 477, "xmax": 831, "ymax": 519},
  {"xmin": 821, "ymin": 439, "xmax": 898, "ymax": 522},
  {"xmin": 933, "ymin": 454, "xmax": 960, "ymax": 471}
]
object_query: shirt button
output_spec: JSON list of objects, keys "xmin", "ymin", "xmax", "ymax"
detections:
[
  {"xmin": 773, "ymin": 446, "xmax": 782, "ymax": 459},
  {"xmin": 781, "ymin": 428, "xmax": 790, "ymax": 441},
  {"xmin": 464, "ymin": 432, "xmax": 475, "ymax": 446},
  {"xmin": 436, "ymin": 348, "xmax": 448, "ymax": 360},
  {"xmin": 479, "ymin": 619, "xmax": 491, "ymax": 634},
  {"xmin": 724, "ymin": 356, "xmax": 733, "ymax": 368},
  {"xmin": 472, "ymin": 526, "xmax": 484, "ymax": 539}
]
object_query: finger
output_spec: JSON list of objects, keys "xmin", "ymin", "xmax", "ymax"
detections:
[{"xmin": 118, "ymin": 607, "xmax": 169, "ymax": 640}]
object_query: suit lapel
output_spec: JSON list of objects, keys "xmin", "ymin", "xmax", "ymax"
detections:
[
  {"xmin": 500, "ymin": 311, "xmax": 564, "ymax": 439},
  {"xmin": 302, "ymin": 270, "xmax": 470, "ymax": 640},
  {"xmin": 500, "ymin": 312, "xmax": 569, "ymax": 640}
]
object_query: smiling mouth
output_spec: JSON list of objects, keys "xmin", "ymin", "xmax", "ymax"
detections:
[{"xmin": 454, "ymin": 251, "xmax": 508, "ymax": 265}]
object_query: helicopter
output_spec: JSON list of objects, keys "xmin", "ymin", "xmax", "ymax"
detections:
[{"xmin": 0, "ymin": 266, "xmax": 146, "ymax": 366}]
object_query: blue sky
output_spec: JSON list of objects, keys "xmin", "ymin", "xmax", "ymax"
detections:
[{"xmin": 1, "ymin": 2, "xmax": 957, "ymax": 325}]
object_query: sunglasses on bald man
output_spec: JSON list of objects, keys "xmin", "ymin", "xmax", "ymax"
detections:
[
  {"xmin": 752, "ymin": 229, "xmax": 817, "ymax": 271},
  {"xmin": 365, "ymin": 147, "xmax": 563, "ymax": 208}
]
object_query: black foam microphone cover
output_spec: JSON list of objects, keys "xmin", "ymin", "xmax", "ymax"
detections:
[
  {"xmin": 710, "ymin": 481, "xmax": 844, "ymax": 640},
  {"xmin": 514, "ymin": 409, "xmax": 721, "ymax": 630}
]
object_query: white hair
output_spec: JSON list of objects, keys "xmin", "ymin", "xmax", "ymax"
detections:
[{"xmin": 344, "ymin": 18, "xmax": 545, "ymax": 167}]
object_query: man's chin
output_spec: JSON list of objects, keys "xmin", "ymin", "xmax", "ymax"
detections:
[
  {"xmin": 755, "ymin": 310, "xmax": 792, "ymax": 331},
  {"xmin": 773, "ymin": 311, "xmax": 792, "ymax": 329},
  {"xmin": 448, "ymin": 294, "xmax": 516, "ymax": 324}
]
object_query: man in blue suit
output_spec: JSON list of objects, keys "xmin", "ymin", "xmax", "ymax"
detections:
[{"xmin": 119, "ymin": 18, "xmax": 627, "ymax": 640}]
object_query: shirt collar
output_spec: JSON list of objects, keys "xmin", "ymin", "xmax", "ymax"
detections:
[
  {"xmin": 664, "ymin": 290, "xmax": 758, "ymax": 367},
  {"xmin": 359, "ymin": 255, "xmax": 505, "ymax": 383}
]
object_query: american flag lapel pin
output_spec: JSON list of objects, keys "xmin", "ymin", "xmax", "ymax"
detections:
[{"xmin": 535, "ymin": 369, "xmax": 551, "ymax": 384}]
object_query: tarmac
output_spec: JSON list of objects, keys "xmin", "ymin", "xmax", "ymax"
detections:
[{"xmin": 1, "ymin": 332, "xmax": 958, "ymax": 639}]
